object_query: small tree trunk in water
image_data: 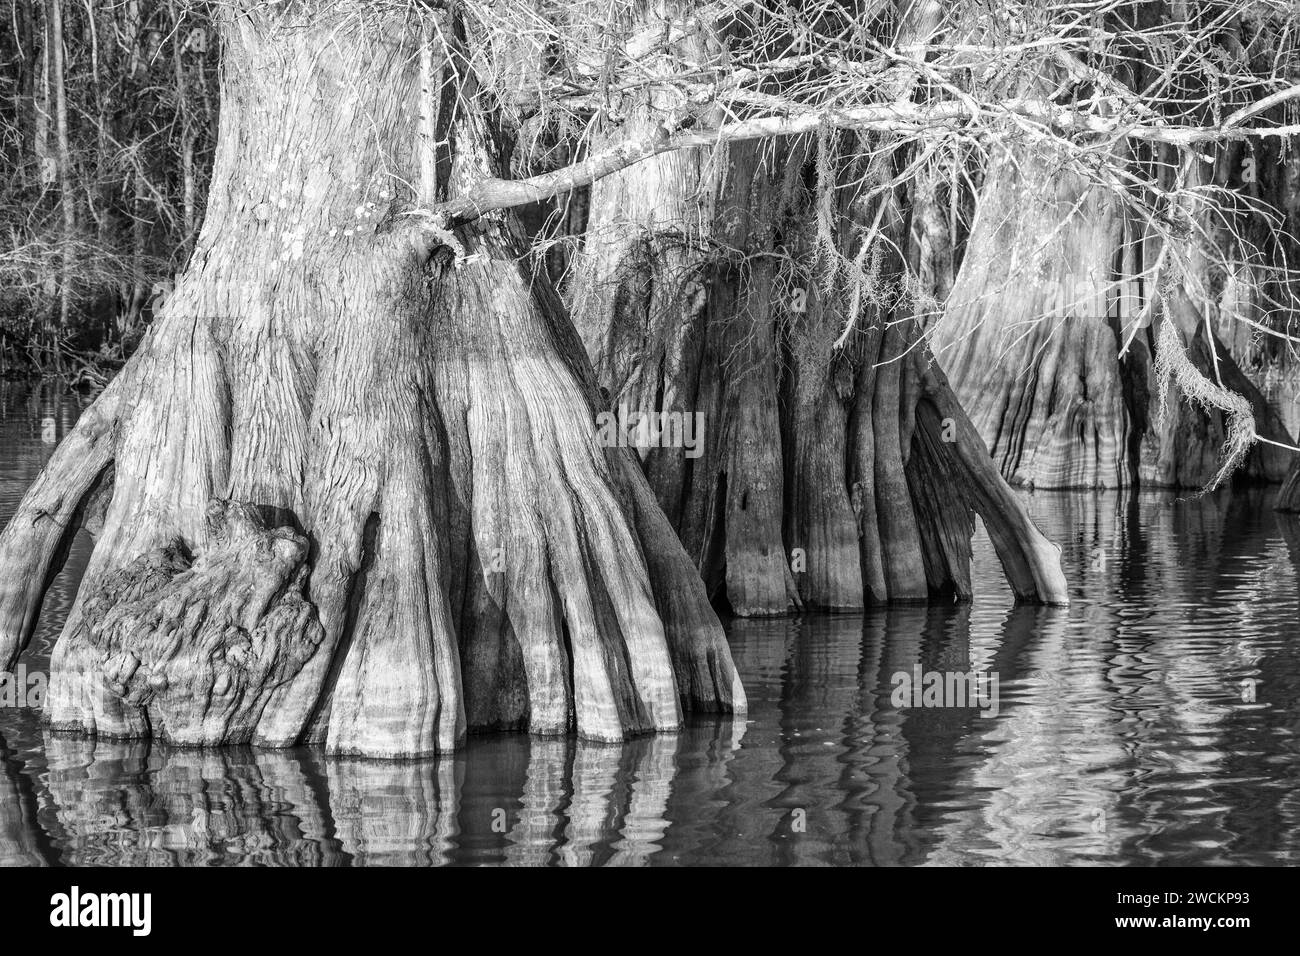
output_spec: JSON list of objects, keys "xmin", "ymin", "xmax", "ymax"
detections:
[
  {"xmin": 1244, "ymin": 121, "xmax": 1300, "ymax": 510},
  {"xmin": 14, "ymin": 0, "xmax": 38, "ymax": 173},
  {"xmin": 1140, "ymin": 147, "xmax": 1293, "ymax": 488},
  {"xmin": 575, "ymin": 136, "xmax": 804, "ymax": 615},
  {"xmin": 567, "ymin": 0, "xmax": 719, "ymax": 535},
  {"xmin": 784, "ymin": 263, "xmax": 865, "ymax": 609},
  {"xmin": 0, "ymin": 1, "xmax": 743, "ymax": 758},
  {"xmin": 170, "ymin": 0, "xmax": 197, "ymax": 254}
]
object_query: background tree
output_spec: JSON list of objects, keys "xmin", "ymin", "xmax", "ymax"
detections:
[
  {"xmin": 0, "ymin": 0, "xmax": 219, "ymax": 374},
  {"xmin": 925, "ymin": 0, "xmax": 1300, "ymax": 490},
  {"xmin": 506, "ymin": 0, "xmax": 1070, "ymax": 612}
]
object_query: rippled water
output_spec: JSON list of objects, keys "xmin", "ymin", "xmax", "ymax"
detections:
[{"xmin": 2, "ymin": 381, "xmax": 1299, "ymax": 866}]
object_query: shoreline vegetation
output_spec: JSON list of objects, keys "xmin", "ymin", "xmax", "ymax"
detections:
[{"xmin": 1, "ymin": 338, "xmax": 124, "ymax": 387}]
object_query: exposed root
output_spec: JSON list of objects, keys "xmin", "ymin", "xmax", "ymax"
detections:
[
  {"xmin": 613, "ymin": 451, "xmax": 747, "ymax": 715},
  {"xmin": 0, "ymin": 366, "xmax": 131, "ymax": 669},
  {"xmin": 325, "ymin": 392, "xmax": 465, "ymax": 758},
  {"xmin": 913, "ymin": 355, "xmax": 1071, "ymax": 605}
]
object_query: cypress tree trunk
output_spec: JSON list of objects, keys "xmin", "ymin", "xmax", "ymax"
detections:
[
  {"xmin": 931, "ymin": 142, "xmax": 1291, "ymax": 491},
  {"xmin": 0, "ymin": 1, "xmax": 744, "ymax": 758},
  {"xmin": 571, "ymin": 128, "xmax": 1069, "ymax": 613}
]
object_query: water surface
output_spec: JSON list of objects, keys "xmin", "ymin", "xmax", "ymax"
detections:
[{"xmin": 3, "ymin": 381, "xmax": 1299, "ymax": 866}]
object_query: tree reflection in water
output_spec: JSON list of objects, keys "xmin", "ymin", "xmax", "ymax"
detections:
[{"xmin": 4, "ymin": 471, "xmax": 1300, "ymax": 865}]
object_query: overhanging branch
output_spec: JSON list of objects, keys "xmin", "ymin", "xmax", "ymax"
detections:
[{"xmin": 408, "ymin": 87, "xmax": 1300, "ymax": 246}]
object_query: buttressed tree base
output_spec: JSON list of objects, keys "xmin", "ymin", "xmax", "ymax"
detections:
[{"xmin": 0, "ymin": 2, "xmax": 745, "ymax": 758}]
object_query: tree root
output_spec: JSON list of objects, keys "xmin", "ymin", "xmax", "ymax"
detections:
[
  {"xmin": 433, "ymin": 237, "xmax": 683, "ymax": 742},
  {"xmin": 0, "ymin": 369, "xmax": 130, "ymax": 670},
  {"xmin": 913, "ymin": 356, "xmax": 1071, "ymax": 605},
  {"xmin": 48, "ymin": 500, "xmax": 322, "ymax": 746}
]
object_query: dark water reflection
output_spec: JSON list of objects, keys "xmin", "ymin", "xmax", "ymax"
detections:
[{"xmin": 3, "ymin": 382, "xmax": 1300, "ymax": 866}]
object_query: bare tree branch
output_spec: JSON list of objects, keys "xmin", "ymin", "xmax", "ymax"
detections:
[{"xmin": 409, "ymin": 85, "xmax": 1300, "ymax": 241}]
